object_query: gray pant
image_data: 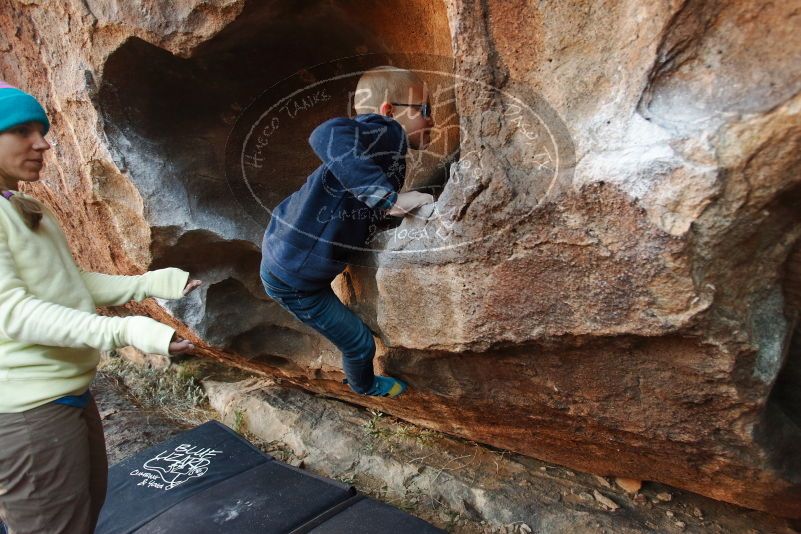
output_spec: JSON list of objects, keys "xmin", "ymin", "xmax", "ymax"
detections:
[{"xmin": 0, "ymin": 396, "xmax": 107, "ymax": 534}]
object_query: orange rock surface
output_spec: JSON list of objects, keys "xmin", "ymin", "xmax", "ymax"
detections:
[{"xmin": 1, "ymin": 0, "xmax": 799, "ymax": 518}]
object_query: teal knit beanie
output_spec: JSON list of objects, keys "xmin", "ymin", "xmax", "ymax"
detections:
[{"xmin": 0, "ymin": 81, "xmax": 50, "ymax": 134}]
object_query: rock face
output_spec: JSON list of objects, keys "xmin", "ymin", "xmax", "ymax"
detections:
[
  {"xmin": 205, "ymin": 378, "xmax": 799, "ymax": 534},
  {"xmin": 1, "ymin": 0, "xmax": 800, "ymax": 518}
]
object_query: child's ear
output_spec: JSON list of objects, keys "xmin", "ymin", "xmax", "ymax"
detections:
[{"xmin": 379, "ymin": 101, "xmax": 393, "ymax": 116}]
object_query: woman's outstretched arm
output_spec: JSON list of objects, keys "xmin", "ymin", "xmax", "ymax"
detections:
[
  {"xmin": 0, "ymin": 226, "xmax": 177, "ymax": 355},
  {"xmin": 79, "ymin": 268, "xmax": 193, "ymax": 307}
]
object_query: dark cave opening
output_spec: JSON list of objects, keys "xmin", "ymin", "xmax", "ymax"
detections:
[
  {"xmin": 96, "ymin": 0, "xmax": 455, "ymax": 359},
  {"xmin": 772, "ymin": 240, "xmax": 801, "ymax": 430}
]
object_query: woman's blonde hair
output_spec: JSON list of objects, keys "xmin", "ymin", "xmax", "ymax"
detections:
[{"xmin": 1, "ymin": 189, "xmax": 43, "ymax": 230}]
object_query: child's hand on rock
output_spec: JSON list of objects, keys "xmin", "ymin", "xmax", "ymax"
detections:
[{"xmin": 387, "ymin": 191, "xmax": 434, "ymax": 217}]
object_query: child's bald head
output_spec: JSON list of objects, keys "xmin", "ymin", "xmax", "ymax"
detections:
[
  {"xmin": 354, "ymin": 66, "xmax": 433, "ymax": 150},
  {"xmin": 354, "ymin": 66, "xmax": 423, "ymax": 115}
]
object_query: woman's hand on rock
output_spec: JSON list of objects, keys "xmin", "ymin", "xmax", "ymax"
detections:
[
  {"xmin": 183, "ymin": 279, "xmax": 202, "ymax": 296},
  {"xmin": 169, "ymin": 335, "xmax": 195, "ymax": 356}
]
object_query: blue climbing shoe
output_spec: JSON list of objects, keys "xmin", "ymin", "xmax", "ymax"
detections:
[{"xmin": 366, "ymin": 376, "xmax": 408, "ymax": 398}]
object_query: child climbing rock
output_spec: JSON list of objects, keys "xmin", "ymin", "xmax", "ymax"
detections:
[
  {"xmin": 260, "ymin": 66, "xmax": 435, "ymax": 398},
  {"xmin": 0, "ymin": 81, "xmax": 202, "ymax": 534}
]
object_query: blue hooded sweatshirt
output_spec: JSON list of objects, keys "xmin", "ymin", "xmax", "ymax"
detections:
[{"xmin": 260, "ymin": 113, "xmax": 408, "ymax": 290}]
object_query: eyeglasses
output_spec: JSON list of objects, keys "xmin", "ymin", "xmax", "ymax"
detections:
[{"xmin": 390, "ymin": 102, "xmax": 432, "ymax": 119}]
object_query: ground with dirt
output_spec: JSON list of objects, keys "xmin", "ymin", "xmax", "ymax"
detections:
[{"xmin": 95, "ymin": 355, "xmax": 800, "ymax": 534}]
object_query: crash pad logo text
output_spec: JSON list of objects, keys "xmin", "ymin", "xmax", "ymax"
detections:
[{"xmin": 130, "ymin": 444, "xmax": 222, "ymax": 490}]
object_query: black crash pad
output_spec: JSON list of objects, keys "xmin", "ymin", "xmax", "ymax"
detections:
[
  {"xmin": 97, "ymin": 420, "xmax": 270, "ymax": 533},
  {"xmin": 94, "ymin": 420, "xmax": 444, "ymax": 534},
  {"xmin": 303, "ymin": 496, "xmax": 445, "ymax": 534}
]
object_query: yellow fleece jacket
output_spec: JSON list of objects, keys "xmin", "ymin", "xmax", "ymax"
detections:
[{"xmin": 0, "ymin": 192, "xmax": 190, "ymax": 412}]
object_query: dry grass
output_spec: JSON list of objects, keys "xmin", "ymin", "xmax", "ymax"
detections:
[
  {"xmin": 97, "ymin": 353, "xmax": 301, "ymax": 464},
  {"xmin": 362, "ymin": 409, "xmax": 442, "ymax": 452},
  {"xmin": 98, "ymin": 353, "xmax": 218, "ymax": 427}
]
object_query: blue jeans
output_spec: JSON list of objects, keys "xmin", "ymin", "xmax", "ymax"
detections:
[{"xmin": 260, "ymin": 269, "xmax": 376, "ymax": 394}]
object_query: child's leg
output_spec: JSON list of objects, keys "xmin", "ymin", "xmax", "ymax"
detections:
[{"xmin": 261, "ymin": 272, "xmax": 377, "ymax": 394}]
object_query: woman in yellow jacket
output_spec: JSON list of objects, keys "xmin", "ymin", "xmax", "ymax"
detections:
[{"xmin": 0, "ymin": 82, "xmax": 201, "ymax": 533}]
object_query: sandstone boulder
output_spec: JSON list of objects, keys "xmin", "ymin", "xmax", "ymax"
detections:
[{"xmin": 1, "ymin": 0, "xmax": 799, "ymax": 517}]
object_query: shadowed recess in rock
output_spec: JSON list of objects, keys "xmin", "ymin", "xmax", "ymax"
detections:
[{"xmin": 96, "ymin": 0, "xmax": 455, "ymax": 367}]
